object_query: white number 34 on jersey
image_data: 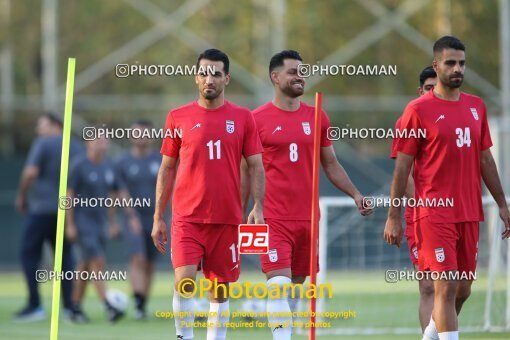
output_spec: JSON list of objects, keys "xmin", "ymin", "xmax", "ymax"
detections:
[{"xmin": 455, "ymin": 127, "xmax": 471, "ymax": 148}]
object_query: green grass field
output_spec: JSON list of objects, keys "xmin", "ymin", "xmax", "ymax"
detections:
[{"xmin": 0, "ymin": 270, "xmax": 508, "ymax": 340}]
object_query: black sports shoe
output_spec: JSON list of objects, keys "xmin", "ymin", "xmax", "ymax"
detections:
[
  {"xmin": 70, "ymin": 306, "xmax": 90, "ymax": 324},
  {"xmin": 106, "ymin": 305, "xmax": 125, "ymax": 323},
  {"xmin": 13, "ymin": 305, "xmax": 46, "ymax": 322}
]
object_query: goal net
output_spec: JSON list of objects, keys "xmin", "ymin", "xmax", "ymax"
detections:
[{"xmin": 304, "ymin": 195, "xmax": 510, "ymax": 336}]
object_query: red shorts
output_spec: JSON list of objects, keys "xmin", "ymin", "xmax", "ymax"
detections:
[
  {"xmin": 171, "ymin": 220, "xmax": 240, "ymax": 282},
  {"xmin": 404, "ymin": 220, "xmax": 419, "ymax": 266},
  {"xmin": 415, "ymin": 216, "xmax": 479, "ymax": 274},
  {"xmin": 260, "ymin": 218, "xmax": 318, "ymax": 277}
]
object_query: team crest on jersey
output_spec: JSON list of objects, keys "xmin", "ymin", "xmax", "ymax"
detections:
[
  {"xmin": 470, "ymin": 108, "xmax": 479, "ymax": 120},
  {"xmin": 302, "ymin": 122, "xmax": 311, "ymax": 135},
  {"xmin": 226, "ymin": 120, "xmax": 235, "ymax": 133},
  {"xmin": 412, "ymin": 246, "xmax": 418, "ymax": 260},
  {"xmin": 268, "ymin": 249, "xmax": 278, "ymax": 263},
  {"xmin": 435, "ymin": 248, "xmax": 445, "ymax": 263}
]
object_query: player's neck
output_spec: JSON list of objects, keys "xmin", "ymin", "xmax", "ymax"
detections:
[
  {"xmin": 197, "ymin": 95, "xmax": 225, "ymax": 110},
  {"xmin": 433, "ymin": 83, "xmax": 461, "ymax": 101},
  {"xmin": 272, "ymin": 93, "xmax": 300, "ymax": 112}
]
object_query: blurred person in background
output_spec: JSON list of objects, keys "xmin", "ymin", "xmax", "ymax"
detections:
[
  {"xmin": 14, "ymin": 112, "xmax": 84, "ymax": 322},
  {"xmin": 115, "ymin": 120, "xmax": 163, "ymax": 320},
  {"xmin": 66, "ymin": 135, "xmax": 124, "ymax": 323}
]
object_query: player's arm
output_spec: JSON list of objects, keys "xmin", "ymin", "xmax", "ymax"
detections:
[
  {"xmin": 245, "ymin": 153, "xmax": 265, "ymax": 224},
  {"xmin": 107, "ymin": 190, "xmax": 121, "ymax": 238},
  {"xmin": 405, "ymin": 164, "xmax": 415, "ymax": 199},
  {"xmin": 16, "ymin": 165, "xmax": 39, "ymax": 214},
  {"xmin": 320, "ymin": 145, "xmax": 371, "ymax": 216},
  {"xmin": 384, "ymin": 152, "xmax": 414, "ymax": 247},
  {"xmin": 480, "ymin": 149, "xmax": 510, "ymax": 238},
  {"xmin": 240, "ymin": 157, "xmax": 250, "ymax": 223},
  {"xmin": 65, "ymin": 188, "xmax": 78, "ymax": 242},
  {"xmin": 118, "ymin": 189, "xmax": 142, "ymax": 234},
  {"xmin": 152, "ymin": 155, "xmax": 178, "ymax": 253}
]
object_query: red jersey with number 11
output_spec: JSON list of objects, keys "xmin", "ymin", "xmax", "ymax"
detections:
[
  {"xmin": 161, "ymin": 101, "xmax": 263, "ymax": 224},
  {"xmin": 252, "ymin": 101, "xmax": 332, "ymax": 220},
  {"xmin": 396, "ymin": 90, "xmax": 492, "ymax": 223}
]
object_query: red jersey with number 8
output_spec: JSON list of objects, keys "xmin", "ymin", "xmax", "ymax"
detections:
[
  {"xmin": 396, "ymin": 90, "xmax": 492, "ymax": 223},
  {"xmin": 252, "ymin": 101, "xmax": 332, "ymax": 220},
  {"xmin": 161, "ymin": 100, "xmax": 263, "ymax": 224}
]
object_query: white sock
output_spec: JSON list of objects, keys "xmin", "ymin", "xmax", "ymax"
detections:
[
  {"xmin": 267, "ymin": 276, "xmax": 292, "ymax": 340},
  {"xmin": 207, "ymin": 301, "xmax": 229, "ymax": 340},
  {"xmin": 173, "ymin": 290, "xmax": 195, "ymax": 340},
  {"xmin": 288, "ymin": 295, "xmax": 300, "ymax": 313},
  {"xmin": 288, "ymin": 294, "xmax": 300, "ymax": 334},
  {"xmin": 438, "ymin": 331, "xmax": 459, "ymax": 340},
  {"xmin": 422, "ymin": 316, "xmax": 439, "ymax": 340}
]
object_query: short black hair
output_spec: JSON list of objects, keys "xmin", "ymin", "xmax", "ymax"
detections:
[
  {"xmin": 419, "ymin": 66, "xmax": 437, "ymax": 87},
  {"xmin": 40, "ymin": 112, "xmax": 63, "ymax": 128},
  {"xmin": 269, "ymin": 50, "xmax": 303, "ymax": 78},
  {"xmin": 131, "ymin": 119, "xmax": 153, "ymax": 128},
  {"xmin": 197, "ymin": 48, "xmax": 230, "ymax": 74},
  {"xmin": 433, "ymin": 36, "xmax": 465, "ymax": 55}
]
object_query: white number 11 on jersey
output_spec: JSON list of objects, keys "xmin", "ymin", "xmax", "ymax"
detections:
[{"xmin": 207, "ymin": 140, "xmax": 221, "ymax": 159}]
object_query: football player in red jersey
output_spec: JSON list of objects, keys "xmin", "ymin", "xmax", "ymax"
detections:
[
  {"xmin": 390, "ymin": 66, "xmax": 437, "ymax": 331},
  {"xmin": 247, "ymin": 50, "xmax": 372, "ymax": 339},
  {"xmin": 152, "ymin": 49, "xmax": 265, "ymax": 340},
  {"xmin": 384, "ymin": 36, "xmax": 510, "ymax": 340}
]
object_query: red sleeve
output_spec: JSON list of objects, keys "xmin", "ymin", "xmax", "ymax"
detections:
[
  {"xmin": 480, "ymin": 103, "xmax": 493, "ymax": 151},
  {"xmin": 320, "ymin": 110, "xmax": 332, "ymax": 147},
  {"xmin": 160, "ymin": 110, "xmax": 181, "ymax": 158},
  {"xmin": 395, "ymin": 105, "xmax": 422, "ymax": 156},
  {"xmin": 390, "ymin": 118, "xmax": 402, "ymax": 159},
  {"xmin": 243, "ymin": 111, "xmax": 263, "ymax": 157}
]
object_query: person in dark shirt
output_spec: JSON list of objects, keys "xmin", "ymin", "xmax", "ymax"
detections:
[
  {"xmin": 66, "ymin": 135, "xmax": 123, "ymax": 323},
  {"xmin": 14, "ymin": 113, "xmax": 85, "ymax": 322},
  {"xmin": 115, "ymin": 120, "xmax": 162, "ymax": 320}
]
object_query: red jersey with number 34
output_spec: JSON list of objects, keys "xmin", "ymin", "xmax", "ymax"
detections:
[
  {"xmin": 396, "ymin": 90, "xmax": 492, "ymax": 223},
  {"xmin": 252, "ymin": 101, "xmax": 332, "ymax": 220},
  {"xmin": 161, "ymin": 101, "xmax": 263, "ymax": 224}
]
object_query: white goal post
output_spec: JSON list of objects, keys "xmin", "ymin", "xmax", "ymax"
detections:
[{"xmin": 314, "ymin": 195, "xmax": 510, "ymax": 335}]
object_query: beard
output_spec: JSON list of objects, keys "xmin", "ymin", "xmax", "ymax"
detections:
[
  {"xmin": 202, "ymin": 88, "xmax": 221, "ymax": 100},
  {"xmin": 281, "ymin": 82, "xmax": 305, "ymax": 98},
  {"xmin": 442, "ymin": 73, "xmax": 464, "ymax": 89}
]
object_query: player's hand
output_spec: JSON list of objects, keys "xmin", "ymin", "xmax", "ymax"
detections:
[
  {"xmin": 354, "ymin": 193, "xmax": 373, "ymax": 216},
  {"xmin": 500, "ymin": 206, "xmax": 510, "ymax": 239},
  {"xmin": 65, "ymin": 223, "xmax": 78, "ymax": 242},
  {"xmin": 247, "ymin": 205, "xmax": 264, "ymax": 224},
  {"xmin": 384, "ymin": 216, "xmax": 403, "ymax": 247},
  {"xmin": 109, "ymin": 222, "xmax": 121, "ymax": 239},
  {"xmin": 128, "ymin": 215, "xmax": 142, "ymax": 235},
  {"xmin": 152, "ymin": 216, "xmax": 168, "ymax": 254},
  {"xmin": 15, "ymin": 194, "xmax": 27, "ymax": 214}
]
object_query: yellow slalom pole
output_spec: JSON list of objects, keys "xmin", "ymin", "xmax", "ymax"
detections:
[{"xmin": 50, "ymin": 57, "xmax": 76, "ymax": 340}]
